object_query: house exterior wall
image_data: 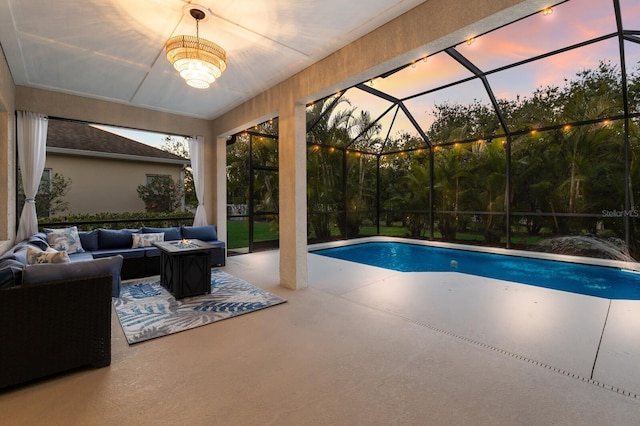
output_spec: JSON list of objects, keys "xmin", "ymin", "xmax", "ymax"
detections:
[
  {"xmin": 45, "ymin": 154, "xmax": 184, "ymax": 215},
  {"xmin": 14, "ymin": 86, "xmax": 217, "ymax": 223}
]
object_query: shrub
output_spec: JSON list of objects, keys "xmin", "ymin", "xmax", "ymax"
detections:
[{"xmin": 137, "ymin": 175, "xmax": 183, "ymax": 212}]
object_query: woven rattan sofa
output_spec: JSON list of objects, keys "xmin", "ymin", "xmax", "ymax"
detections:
[{"xmin": 0, "ymin": 257, "xmax": 119, "ymax": 389}]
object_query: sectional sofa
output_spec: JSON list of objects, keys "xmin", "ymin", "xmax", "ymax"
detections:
[
  {"xmin": 70, "ymin": 225, "xmax": 226, "ymax": 286},
  {"xmin": 0, "ymin": 224, "xmax": 226, "ymax": 297},
  {"xmin": 0, "ymin": 223, "xmax": 225, "ymax": 388}
]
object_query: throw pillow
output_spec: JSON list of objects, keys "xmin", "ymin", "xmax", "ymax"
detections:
[
  {"xmin": 26, "ymin": 247, "xmax": 71, "ymax": 265},
  {"xmin": 181, "ymin": 225, "xmax": 217, "ymax": 241},
  {"xmin": 78, "ymin": 229, "xmax": 99, "ymax": 251},
  {"xmin": 45, "ymin": 226, "xmax": 85, "ymax": 254},
  {"xmin": 98, "ymin": 229, "xmax": 136, "ymax": 249},
  {"xmin": 142, "ymin": 226, "xmax": 181, "ymax": 241},
  {"xmin": 132, "ymin": 233, "xmax": 164, "ymax": 248}
]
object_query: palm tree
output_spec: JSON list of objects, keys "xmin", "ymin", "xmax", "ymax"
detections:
[{"xmin": 306, "ymin": 96, "xmax": 354, "ymax": 240}]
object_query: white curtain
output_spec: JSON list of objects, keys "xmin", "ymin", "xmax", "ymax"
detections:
[
  {"xmin": 189, "ymin": 135, "xmax": 208, "ymax": 226},
  {"xmin": 16, "ymin": 111, "xmax": 48, "ymax": 241}
]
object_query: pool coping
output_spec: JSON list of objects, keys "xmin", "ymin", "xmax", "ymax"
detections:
[{"xmin": 308, "ymin": 236, "xmax": 640, "ymax": 271}]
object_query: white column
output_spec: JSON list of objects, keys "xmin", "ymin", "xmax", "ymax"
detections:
[
  {"xmin": 215, "ymin": 135, "xmax": 227, "ymax": 247},
  {"xmin": 278, "ymin": 101, "xmax": 308, "ymax": 290}
]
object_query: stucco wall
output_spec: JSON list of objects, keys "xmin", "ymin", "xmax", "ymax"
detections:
[
  {"xmin": 45, "ymin": 154, "xmax": 184, "ymax": 215},
  {"xmin": 0, "ymin": 43, "xmax": 16, "ymax": 252}
]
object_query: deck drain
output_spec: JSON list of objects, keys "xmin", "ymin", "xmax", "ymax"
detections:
[{"xmin": 362, "ymin": 302, "xmax": 640, "ymax": 400}]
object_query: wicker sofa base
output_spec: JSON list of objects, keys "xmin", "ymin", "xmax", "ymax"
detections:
[
  {"xmin": 0, "ymin": 275, "xmax": 112, "ymax": 389},
  {"xmin": 117, "ymin": 247, "xmax": 224, "ymax": 280}
]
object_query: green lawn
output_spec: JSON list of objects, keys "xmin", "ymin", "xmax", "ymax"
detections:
[
  {"xmin": 227, "ymin": 220, "xmax": 543, "ymax": 250},
  {"xmin": 227, "ymin": 220, "xmax": 278, "ymax": 249}
]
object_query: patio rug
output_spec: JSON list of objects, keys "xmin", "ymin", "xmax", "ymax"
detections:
[{"xmin": 113, "ymin": 269, "xmax": 287, "ymax": 344}]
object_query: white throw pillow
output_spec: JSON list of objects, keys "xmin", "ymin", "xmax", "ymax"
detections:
[
  {"xmin": 45, "ymin": 226, "xmax": 84, "ymax": 254},
  {"xmin": 132, "ymin": 233, "xmax": 164, "ymax": 248}
]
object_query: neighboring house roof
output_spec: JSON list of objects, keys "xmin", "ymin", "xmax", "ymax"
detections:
[{"xmin": 46, "ymin": 119, "xmax": 189, "ymax": 165}]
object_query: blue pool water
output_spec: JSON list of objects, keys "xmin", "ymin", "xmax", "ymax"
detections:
[{"xmin": 312, "ymin": 242, "xmax": 640, "ymax": 300}]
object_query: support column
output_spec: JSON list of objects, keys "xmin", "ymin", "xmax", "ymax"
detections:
[
  {"xmin": 278, "ymin": 101, "xmax": 308, "ymax": 290},
  {"xmin": 214, "ymin": 135, "xmax": 227, "ymax": 247}
]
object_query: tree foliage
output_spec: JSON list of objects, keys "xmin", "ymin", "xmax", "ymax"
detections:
[
  {"xmin": 160, "ymin": 136, "xmax": 196, "ymax": 209},
  {"xmin": 303, "ymin": 60, "xmax": 639, "ymax": 250},
  {"xmin": 137, "ymin": 175, "xmax": 183, "ymax": 213},
  {"xmin": 19, "ymin": 172, "xmax": 71, "ymax": 218},
  {"xmin": 221, "ymin": 59, "xmax": 640, "ymax": 254}
]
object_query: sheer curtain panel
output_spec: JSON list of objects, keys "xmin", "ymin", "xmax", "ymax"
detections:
[
  {"xmin": 16, "ymin": 111, "xmax": 48, "ymax": 242},
  {"xmin": 189, "ymin": 135, "xmax": 208, "ymax": 226}
]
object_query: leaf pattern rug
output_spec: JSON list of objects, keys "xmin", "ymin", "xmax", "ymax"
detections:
[{"xmin": 113, "ymin": 269, "xmax": 287, "ymax": 344}]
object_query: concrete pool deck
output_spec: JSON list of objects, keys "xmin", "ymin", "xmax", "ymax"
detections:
[
  {"xmin": 225, "ymin": 244, "xmax": 640, "ymax": 421},
  {"xmin": 305, "ymin": 236, "xmax": 640, "ymax": 397},
  {"xmin": 307, "ymin": 250, "xmax": 640, "ymax": 395}
]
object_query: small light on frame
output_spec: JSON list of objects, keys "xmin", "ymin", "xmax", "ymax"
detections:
[{"xmin": 542, "ymin": 7, "xmax": 553, "ymax": 16}]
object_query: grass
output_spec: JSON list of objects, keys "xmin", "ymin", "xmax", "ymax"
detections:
[
  {"xmin": 227, "ymin": 220, "xmax": 544, "ymax": 250},
  {"xmin": 227, "ymin": 220, "xmax": 278, "ymax": 249}
]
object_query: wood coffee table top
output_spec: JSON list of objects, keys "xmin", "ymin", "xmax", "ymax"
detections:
[{"xmin": 153, "ymin": 239, "xmax": 217, "ymax": 254}]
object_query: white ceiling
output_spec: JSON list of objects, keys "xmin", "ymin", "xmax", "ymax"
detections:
[{"xmin": 0, "ymin": 0, "xmax": 427, "ymax": 120}]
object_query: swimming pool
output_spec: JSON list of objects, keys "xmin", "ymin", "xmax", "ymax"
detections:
[{"xmin": 312, "ymin": 242, "xmax": 640, "ymax": 300}]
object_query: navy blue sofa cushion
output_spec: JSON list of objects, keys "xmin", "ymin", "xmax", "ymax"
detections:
[
  {"xmin": 79, "ymin": 230, "xmax": 99, "ymax": 251},
  {"xmin": 98, "ymin": 229, "xmax": 136, "ymax": 249},
  {"xmin": 181, "ymin": 225, "xmax": 217, "ymax": 241},
  {"xmin": 142, "ymin": 226, "xmax": 181, "ymax": 241},
  {"xmin": 0, "ymin": 258, "xmax": 23, "ymax": 289},
  {"xmin": 91, "ymin": 248, "xmax": 144, "ymax": 259},
  {"xmin": 143, "ymin": 247, "xmax": 161, "ymax": 257}
]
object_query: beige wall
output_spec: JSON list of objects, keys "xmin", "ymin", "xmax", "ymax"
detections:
[
  {"xmin": 0, "ymin": 43, "xmax": 16, "ymax": 252},
  {"xmin": 45, "ymin": 154, "xmax": 184, "ymax": 215}
]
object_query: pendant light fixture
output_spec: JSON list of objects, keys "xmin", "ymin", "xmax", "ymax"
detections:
[{"xmin": 166, "ymin": 6, "xmax": 227, "ymax": 89}]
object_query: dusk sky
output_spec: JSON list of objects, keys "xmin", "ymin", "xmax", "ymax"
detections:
[{"xmin": 332, "ymin": 0, "xmax": 640, "ymax": 146}]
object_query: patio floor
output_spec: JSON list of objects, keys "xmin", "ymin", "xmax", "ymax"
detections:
[
  {"xmin": 234, "ymin": 242, "xmax": 640, "ymax": 401},
  {"xmin": 1, "ymin": 244, "xmax": 640, "ymax": 424}
]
